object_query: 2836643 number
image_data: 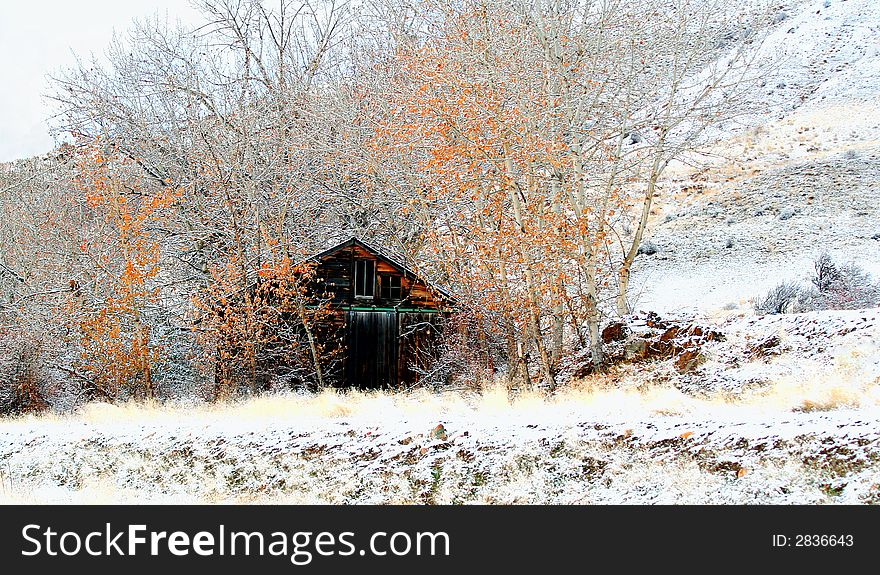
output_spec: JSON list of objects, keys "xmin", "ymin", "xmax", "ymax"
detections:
[{"xmin": 795, "ymin": 534, "xmax": 854, "ymax": 547}]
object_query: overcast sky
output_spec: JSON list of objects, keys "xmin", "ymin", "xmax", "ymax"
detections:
[{"xmin": 0, "ymin": 1, "xmax": 202, "ymax": 162}]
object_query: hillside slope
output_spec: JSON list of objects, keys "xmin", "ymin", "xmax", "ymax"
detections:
[{"xmin": 633, "ymin": 0, "xmax": 880, "ymax": 313}]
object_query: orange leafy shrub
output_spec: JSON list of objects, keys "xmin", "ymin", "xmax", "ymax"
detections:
[
  {"xmin": 66, "ymin": 141, "xmax": 180, "ymax": 400},
  {"xmin": 194, "ymin": 253, "xmax": 340, "ymax": 397}
]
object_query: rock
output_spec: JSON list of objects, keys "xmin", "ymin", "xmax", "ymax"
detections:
[
  {"xmin": 725, "ymin": 237, "xmax": 734, "ymax": 248},
  {"xmin": 431, "ymin": 424, "xmax": 448, "ymax": 441},
  {"xmin": 596, "ymin": 312, "xmax": 726, "ymax": 369},
  {"xmin": 644, "ymin": 311, "xmax": 667, "ymax": 329},
  {"xmin": 659, "ymin": 326, "xmax": 681, "ymax": 342},
  {"xmin": 601, "ymin": 322, "xmax": 628, "ymax": 343},
  {"xmin": 623, "ymin": 131, "xmax": 642, "ymax": 145},
  {"xmin": 700, "ymin": 327, "xmax": 724, "ymax": 342},
  {"xmin": 624, "ymin": 338, "xmax": 648, "ymax": 360},
  {"xmin": 675, "ymin": 349, "xmax": 704, "ymax": 372},
  {"xmin": 647, "ymin": 340, "xmax": 676, "ymax": 358},
  {"xmin": 747, "ymin": 335, "xmax": 782, "ymax": 358}
]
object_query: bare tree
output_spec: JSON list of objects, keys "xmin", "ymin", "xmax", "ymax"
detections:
[{"xmin": 361, "ymin": 0, "xmax": 775, "ymax": 381}]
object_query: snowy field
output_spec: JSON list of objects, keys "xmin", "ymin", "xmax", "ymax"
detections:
[
  {"xmin": 1, "ymin": 387, "xmax": 877, "ymax": 504},
  {"xmin": 1, "ymin": 308, "xmax": 878, "ymax": 504}
]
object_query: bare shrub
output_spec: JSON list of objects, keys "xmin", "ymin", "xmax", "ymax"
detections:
[
  {"xmin": 811, "ymin": 253, "xmax": 842, "ymax": 293},
  {"xmin": 754, "ymin": 254, "xmax": 880, "ymax": 315},
  {"xmin": 810, "ymin": 253, "xmax": 880, "ymax": 311},
  {"xmin": 405, "ymin": 313, "xmax": 503, "ymax": 392},
  {"xmin": 0, "ymin": 331, "xmax": 50, "ymax": 416},
  {"xmin": 816, "ymin": 263, "xmax": 880, "ymax": 310},
  {"xmin": 752, "ymin": 282, "xmax": 807, "ymax": 315}
]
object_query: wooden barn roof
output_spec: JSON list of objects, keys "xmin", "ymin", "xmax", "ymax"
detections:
[{"xmin": 309, "ymin": 237, "xmax": 456, "ymax": 303}]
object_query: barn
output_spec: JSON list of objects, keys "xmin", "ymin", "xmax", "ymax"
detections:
[{"xmin": 303, "ymin": 237, "xmax": 455, "ymax": 390}]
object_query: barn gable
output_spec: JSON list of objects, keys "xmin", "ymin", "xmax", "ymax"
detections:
[{"xmin": 309, "ymin": 237, "xmax": 454, "ymax": 312}]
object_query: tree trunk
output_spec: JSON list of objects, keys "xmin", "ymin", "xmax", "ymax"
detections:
[
  {"xmin": 617, "ymin": 265, "xmax": 632, "ymax": 317},
  {"xmin": 297, "ymin": 301, "xmax": 326, "ymax": 389},
  {"xmin": 502, "ymin": 144, "xmax": 557, "ymax": 390},
  {"xmin": 585, "ymin": 258, "xmax": 604, "ymax": 368},
  {"xmin": 617, "ymin": 153, "xmax": 664, "ymax": 316}
]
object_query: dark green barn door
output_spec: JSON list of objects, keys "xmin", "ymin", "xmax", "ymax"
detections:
[{"xmin": 345, "ymin": 311, "xmax": 399, "ymax": 389}]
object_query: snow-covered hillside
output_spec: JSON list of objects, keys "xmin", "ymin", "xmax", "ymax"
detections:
[
  {"xmin": 741, "ymin": 0, "xmax": 880, "ymax": 119},
  {"xmin": 634, "ymin": 0, "xmax": 880, "ymax": 313}
]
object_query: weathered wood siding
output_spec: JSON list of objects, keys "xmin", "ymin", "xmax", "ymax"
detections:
[{"xmin": 313, "ymin": 244, "xmax": 446, "ymax": 310}]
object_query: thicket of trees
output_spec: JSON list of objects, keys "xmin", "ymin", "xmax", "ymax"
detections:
[{"xmin": 0, "ymin": 0, "xmax": 777, "ymax": 413}]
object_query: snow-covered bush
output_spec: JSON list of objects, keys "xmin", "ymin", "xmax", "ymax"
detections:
[
  {"xmin": 405, "ymin": 313, "xmax": 502, "ymax": 392},
  {"xmin": 752, "ymin": 281, "xmax": 810, "ymax": 314},
  {"xmin": 810, "ymin": 254, "xmax": 880, "ymax": 310},
  {"xmin": 637, "ymin": 241, "xmax": 659, "ymax": 256},
  {"xmin": 753, "ymin": 254, "xmax": 880, "ymax": 315}
]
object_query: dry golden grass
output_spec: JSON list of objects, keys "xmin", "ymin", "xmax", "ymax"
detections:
[{"xmin": 1, "ymin": 328, "xmax": 877, "ymax": 437}]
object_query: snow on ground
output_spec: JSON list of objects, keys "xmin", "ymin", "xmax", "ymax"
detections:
[
  {"xmin": 712, "ymin": 0, "xmax": 880, "ymax": 135},
  {"xmin": 1, "ymin": 307, "xmax": 878, "ymax": 504},
  {"xmin": 0, "ymin": 389, "xmax": 877, "ymax": 504},
  {"xmin": 676, "ymin": 307, "xmax": 880, "ymax": 396},
  {"xmin": 633, "ymin": 0, "xmax": 880, "ymax": 313},
  {"xmin": 631, "ymin": 151, "xmax": 880, "ymax": 312}
]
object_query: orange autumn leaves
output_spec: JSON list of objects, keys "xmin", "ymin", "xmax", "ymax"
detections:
[
  {"xmin": 370, "ymin": 7, "xmax": 623, "ymax": 384},
  {"xmin": 194, "ymin": 251, "xmax": 336, "ymax": 395},
  {"xmin": 69, "ymin": 142, "xmax": 180, "ymax": 400}
]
